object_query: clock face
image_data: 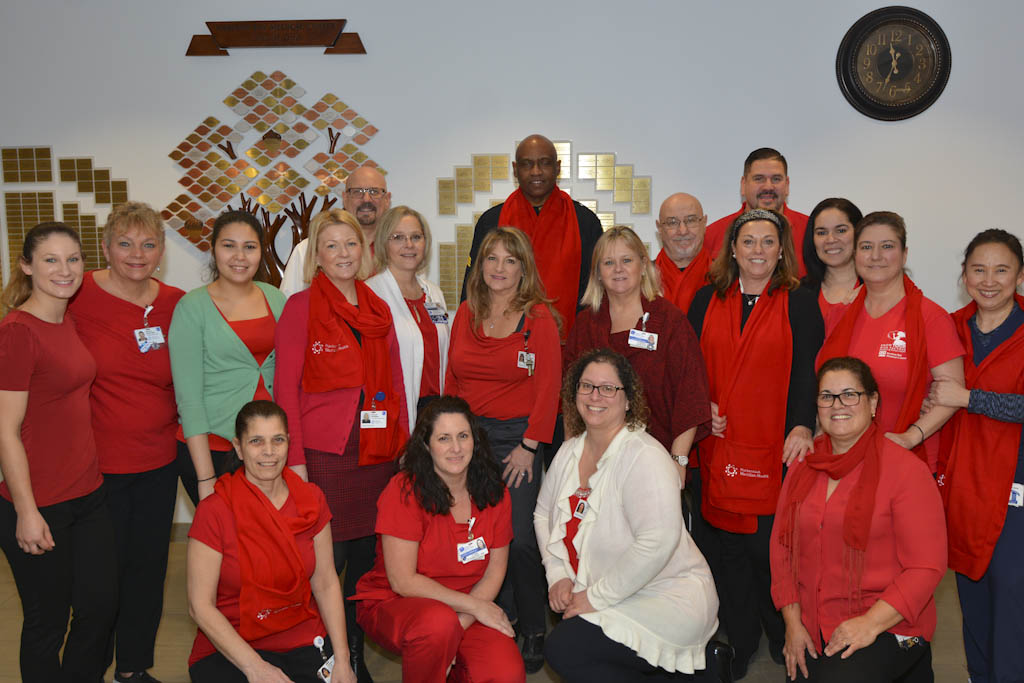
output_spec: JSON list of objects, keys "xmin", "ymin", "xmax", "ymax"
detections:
[{"xmin": 837, "ymin": 7, "xmax": 951, "ymax": 121}]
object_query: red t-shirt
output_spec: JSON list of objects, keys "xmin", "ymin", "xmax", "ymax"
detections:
[
  {"xmin": 844, "ymin": 296, "xmax": 963, "ymax": 469},
  {"xmin": 406, "ymin": 294, "xmax": 440, "ymax": 397},
  {"xmin": 69, "ymin": 272, "xmax": 185, "ymax": 473},
  {"xmin": 0, "ymin": 311, "xmax": 102, "ymax": 506},
  {"xmin": 445, "ymin": 302, "xmax": 560, "ymax": 443},
  {"xmin": 187, "ymin": 484, "xmax": 331, "ymax": 666},
  {"xmin": 353, "ymin": 474, "xmax": 513, "ymax": 604}
]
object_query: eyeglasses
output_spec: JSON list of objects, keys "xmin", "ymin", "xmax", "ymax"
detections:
[
  {"xmin": 577, "ymin": 381, "xmax": 625, "ymax": 398},
  {"xmin": 388, "ymin": 233, "xmax": 424, "ymax": 245},
  {"xmin": 816, "ymin": 391, "xmax": 867, "ymax": 408},
  {"xmin": 660, "ymin": 216, "xmax": 705, "ymax": 230},
  {"xmin": 345, "ymin": 187, "xmax": 386, "ymax": 198}
]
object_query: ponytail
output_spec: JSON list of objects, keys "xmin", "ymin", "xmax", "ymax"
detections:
[{"xmin": 1, "ymin": 222, "xmax": 82, "ymax": 319}]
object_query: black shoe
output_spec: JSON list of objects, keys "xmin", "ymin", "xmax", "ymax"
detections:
[
  {"xmin": 707, "ymin": 640, "xmax": 735, "ymax": 683},
  {"xmin": 349, "ymin": 642, "xmax": 374, "ymax": 683},
  {"xmin": 520, "ymin": 632, "xmax": 545, "ymax": 674},
  {"xmin": 768, "ymin": 639, "xmax": 785, "ymax": 666},
  {"xmin": 113, "ymin": 673, "xmax": 162, "ymax": 683}
]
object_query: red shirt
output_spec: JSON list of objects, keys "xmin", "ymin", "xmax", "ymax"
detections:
[
  {"xmin": 187, "ymin": 485, "xmax": 331, "ymax": 666},
  {"xmin": 353, "ymin": 474, "xmax": 513, "ymax": 603},
  {"xmin": 406, "ymin": 294, "xmax": 441, "ymax": 397},
  {"xmin": 0, "ymin": 311, "xmax": 102, "ymax": 506},
  {"xmin": 705, "ymin": 204, "xmax": 810, "ymax": 276},
  {"xmin": 840, "ymin": 296, "xmax": 963, "ymax": 470},
  {"xmin": 69, "ymin": 272, "xmax": 185, "ymax": 473},
  {"xmin": 770, "ymin": 439, "xmax": 947, "ymax": 650},
  {"xmin": 445, "ymin": 302, "xmax": 560, "ymax": 443},
  {"xmin": 817, "ymin": 289, "xmax": 850, "ymax": 337}
]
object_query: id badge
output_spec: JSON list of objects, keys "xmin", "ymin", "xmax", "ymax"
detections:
[
  {"xmin": 517, "ymin": 350, "xmax": 536, "ymax": 376},
  {"xmin": 316, "ymin": 654, "xmax": 335, "ymax": 682},
  {"xmin": 627, "ymin": 329, "xmax": 658, "ymax": 351},
  {"xmin": 457, "ymin": 537, "xmax": 489, "ymax": 564},
  {"xmin": 134, "ymin": 326, "xmax": 166, "ymax": 352},
  {"xmin": 424, "ymin": 301, "xmax": 448, "ymax": 325},
  {"xmin": 1010, "ymin": 483, "xmax": 1023, "ymax": 508},
  {"xmin": 573, "ymin": 499, "xmax": 588, "ymax": 520},
  {"xmin": 360, "ymin": 410, "xmax": 387, "ymax": 429}
]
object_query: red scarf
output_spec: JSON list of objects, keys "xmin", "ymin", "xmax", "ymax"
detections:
[
  {"xmin": 699, "ymin": 283, "xmax": 792, "ymax": 533},
  {"xmin": 216, "ymin": 467, "xmax": 321, "ymax": 640},
  {"xmin": 776, "ymin": 424, "xmax": 883, "ymax": 611},
  {"xmin": 498, "ymin": 187, "xmax": 581, "ymax": 336},
  {"xmin": 938, "ymin": 294, "xmax": 1024, "ymax": 580},
  {"xmin": 817, "ymin": 274, "xmax": 929, "ymax": 463},
  {"xmin": 656, "ymin": 248, "xmax": 710, "ymax": 314},
  {"xmin": 304, "ymin": 272, "xmax": 407, "ymax": 466}
]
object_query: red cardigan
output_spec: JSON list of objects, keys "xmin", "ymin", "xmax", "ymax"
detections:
[
  {"xmin": 445, "ymin": 302, "xmax": 560, "ymax": 443},
  {"xmin": 273, "ymin": 288, "xmax": 408, "ymax": 466},
  {"xmin": 770, "ymin": 438, "xmax": 947, "ymax": 651}
]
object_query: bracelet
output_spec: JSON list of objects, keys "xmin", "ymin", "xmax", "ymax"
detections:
[
  {"xmin": 909, "ymin": 423, "xmax": 925, "ymax": 445},
  {"xmin": 197, "ymin": 475, "xmax": 217, "ymax": 483},
  {"xmin": 519, "ymin": 441, "xmax": 538, "ymax": 454}
]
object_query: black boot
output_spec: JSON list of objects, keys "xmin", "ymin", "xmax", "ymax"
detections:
[
  {"xmin": 348, "ymin": 630, "xmax": 374, "ymax": 683},
  {"xmin": 706, "ymin": 639, "xmax": 735, "ymax": 683}
]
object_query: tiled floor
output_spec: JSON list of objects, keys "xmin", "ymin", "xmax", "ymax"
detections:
[{"xmin": 0, "ymin": 537, "xmax": 969, "ymax": 682}]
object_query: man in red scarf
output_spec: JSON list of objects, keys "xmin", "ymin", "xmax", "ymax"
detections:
[
  {"xmin": 461, "ymin": 134, "xmax": 603, "ymax": 337},
  {"xmin": 654, "ymin": 192, "xmax": 710, "ymax": 314},
  {"xmin": 704, "ymin": 148, "xmax": 809, "ymax": 276},
  {"xmin": 281, "ymin": 165, "xmax": 392, "ymax": 296}
]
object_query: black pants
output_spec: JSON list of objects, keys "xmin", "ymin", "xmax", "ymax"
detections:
[
  {"xmin": 103, "ymin": 461, "xmax": 178, "ymax": 673},
  {"xmin": 334, "ymin": 535, "xmax": 377, "ymax": 656},
  {"xmin": 190, "ymin": 642, "xmax": 333, "ymax": 682},
  {"xmin": 706, "ymin": 514, "xmax": 783, "ymax": 671},
  {"xmin": 176, "ymin": 439, "xmax": 234, "ymax": 506},
  {"xmin": 546, "ymin": 617, "xmax": 716, "ymax": 682},
  {"xmin": 477, "ymin": 415, "xmax": 547, "ymax": 636},
  {"xmin": 796, "ymin": 633, "xmax": 932, "ymax": 682},
  {"xmin": 0, "ymin": 486, "xmax": 118, "ymax": 683}
]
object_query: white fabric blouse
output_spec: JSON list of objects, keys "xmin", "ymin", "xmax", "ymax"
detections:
[
  {"xmin": 366, "ymin": 268, "xmax": 450, "ymax": 428},
  {"xmin": 534, "ymin": 425, "xmax": 719, "ymax": 674}
]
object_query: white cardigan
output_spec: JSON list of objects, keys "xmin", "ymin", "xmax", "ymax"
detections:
[
  {"xmin": 535, "ymin": 426, "xmax": 719, "ymax": 674},
  {"xmin": 366, "ymin": 269, "xmax": 450, "ymax": 428}
]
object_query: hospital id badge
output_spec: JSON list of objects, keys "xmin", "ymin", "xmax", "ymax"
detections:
[
  {"xmin": 457, "ymin": 537, "xmax": 489, "ymax": 563},
  {"xmin": 573, "ymin": 499, "xmax": 588, "ymax": 520},
  {"xmin": 627, "ymin": 328, "xmax": 658, "ymax": 351},
  {"xmin": 134, "ymin": 326, "xmax": 165, "ymax": 352},
  {"xmin": 315, "ymin": 654, "xmax": 335, "ymax": 682},
  {"xmin": 424, "ymin": 301, "xmax": 448, "ymax": 324},
  {"xmin": 1010, "ymin": 483, "xmax": 1023, "ymax": 508},
  {"xmin": 517, "ymin": 350, "xmax": 535, "ymax": 376},
  {"xmin": 360, "ymin": 410, "xmax": 387, "ymax": 429}
]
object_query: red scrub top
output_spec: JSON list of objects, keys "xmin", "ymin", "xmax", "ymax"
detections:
[{"xmin": 353, "ymin": 474, "xmax": 513, "ymax": 604}]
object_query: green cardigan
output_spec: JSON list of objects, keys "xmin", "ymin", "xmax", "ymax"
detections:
[{"xmin": 169, "ymin": 281, "xmax": 286, "ymax": 442}]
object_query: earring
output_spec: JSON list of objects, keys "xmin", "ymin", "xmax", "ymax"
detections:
[{"xmin": 731, "ymin": 253, "xmax": 737, "ymax": 259}]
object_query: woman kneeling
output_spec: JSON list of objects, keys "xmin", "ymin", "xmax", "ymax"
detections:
[
  {"xmin": 186, "ymin": 400, "xmax": 356, "ymax": 683},
  {"xmin": 352, "ymin": 396, "xmax": 524, "ymax": 683}
]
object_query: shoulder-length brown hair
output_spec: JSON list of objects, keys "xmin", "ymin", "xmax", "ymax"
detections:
[
  {"xmin": 465, "ymin": 226, "xmax": 560, "ymax": 331},
  {"xmin": 708, "ymin": 208, "xmax": 799, "ymax": 298},
  {"xmin": 561, "ymin": 348, "xmax": 649, "ymax": 437}
]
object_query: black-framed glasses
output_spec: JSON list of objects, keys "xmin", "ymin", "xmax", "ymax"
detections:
[
  {"xmin": 577, "ymin": 381, "xmax": 625, "ymax": 398},
  {"xmin": 345, "ymin": 187, "xmax": 386, "ymax": 198},
  {"xmin": 816, "ymin": 391, "xmax": 867, "ymax": 408}
]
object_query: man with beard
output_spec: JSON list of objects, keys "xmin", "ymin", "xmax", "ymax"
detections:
[
  {"xmin": 654, "ymin": 192, "xmax": 710, "ymax": 314},
  {"xmin": 703, "ymin": 148, "xmax": 809, "ymax": 276},
  {"xmin": 461, "ymin": 134, "xmax": 602, "ymax": 339},
  {"xmin": 280, "ymin": 165, "xmax": 391, "ymax": 296}
]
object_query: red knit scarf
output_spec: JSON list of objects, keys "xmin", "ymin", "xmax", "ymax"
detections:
[
  {"xmin": 699, "ymin": 283, "xmax": 791, "ymax": 533},
  {"xmin": 656, "ymin": 248, "xmax": 710, "ymax": 313},
  {"xmin": 304, "ymin": 272, "xmax": 407, "ymax": 465},
  {"xmin": 777, "ymin": 423, "xmax": 883, "ymax": 610},
  {"xmin": 818, "ymin": 274, "xmax": 929, "ymax": 462},
  {"xmin": 216, "ymin": 467, "xmax": 321, "ymax": 640},
  {"xmin": 939, "ymin": 294, "xmax": 1024, "ymax": 579},
  {"xmin": 498, "ymin": 187, "xmax": 580, "ymax": 336}
]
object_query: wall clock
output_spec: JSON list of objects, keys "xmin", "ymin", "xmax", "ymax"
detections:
[{"xmin": 836, "ymin": 6, "xmax": 951, "ymax": 121}]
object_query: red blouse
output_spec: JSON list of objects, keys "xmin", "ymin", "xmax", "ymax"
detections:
[{"xmin": 406, "ymin": 294, "xmax": 441, "ymax": 397}]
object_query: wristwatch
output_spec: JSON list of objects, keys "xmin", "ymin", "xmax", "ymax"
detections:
[{"xmin": 670, "ymin": 454, "xmax": 688, "ymax": 467}]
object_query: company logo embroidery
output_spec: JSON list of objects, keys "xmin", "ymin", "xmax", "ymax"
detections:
[
  {"xmin": 310, "ymin": 341, "xmax": 349, "ymax": 355},
  {"xmin": 877, "ymin": 329, "xmax": 908, "ymax": 360},
  {"xmin": 312, "ymin": 341, "xmax": 324, "ymax": 355},
  {"xmin": 725, "ymin": 464, "xmax": 738, "ymax": 477}
]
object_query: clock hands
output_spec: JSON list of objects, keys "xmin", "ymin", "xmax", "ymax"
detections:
[{"xmin": 883, "ymin": 42, "xmax": 901, "ymax": 88}]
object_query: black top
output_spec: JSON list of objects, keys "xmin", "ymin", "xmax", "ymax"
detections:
[
  {"xmin": 459, "ymin": 199, "xmax": 604, "ymax": 305},
  {"xmin": 688, "ymin": 284, "xmax": 824, "ymax": 435}
]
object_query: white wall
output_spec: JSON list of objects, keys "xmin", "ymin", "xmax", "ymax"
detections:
[{"xmin": 3, "ymin": 0, "xmax": 1021, "ymax": 518}]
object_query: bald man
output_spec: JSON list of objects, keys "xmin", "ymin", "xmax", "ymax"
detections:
[
  {"xmin": 654, "ymin": 193, "xmax": 710, "ymax": 314},
  {"xmin": 461, "ymin": 134, "xmax": 602, "ymax": 335},
  {"xmin": 280, "ymin": 165, "xmax": 391, "ymax": 297}
]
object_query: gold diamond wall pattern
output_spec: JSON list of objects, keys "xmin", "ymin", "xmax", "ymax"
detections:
[{"xmin": 435, "ymin": 142, "xmax": 653, "ymax": 309}]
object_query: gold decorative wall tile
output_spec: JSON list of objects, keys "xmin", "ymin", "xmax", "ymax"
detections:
[
  {"xmin": 438, "ymin": 178, "xmax": 456, "ymax": 215},
  {"xmin": 1, "ymin": 147, "xmax": 52, "ymax": 183},
  {"xmin": 4, "ymin": 192, "xmax": 56, "ymax": 280}
]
